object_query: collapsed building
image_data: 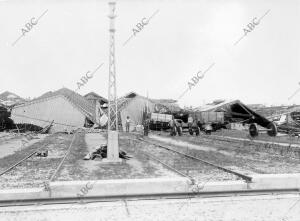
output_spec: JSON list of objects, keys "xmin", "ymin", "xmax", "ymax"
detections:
[
  {"xmin": 193, "ymin": 99, "xmax": 281, "ymax": 136},
  {"xmin": 84, "ymin": 92, "xmax": 108, "ymax": 107},
  {"xmin": 117, "ymin": 92, "xmax": 180, "ymax": 132},
  {"xmin": 11, "ymin": 88, "xmax": 98, "ymax": 133},
  {"xmin": 9, "ymin": 89, "xmax": 179, "ymax": 133},
  {"xmin": 194, "ymin": 99, "xmax": 266, "ymax": 125}
]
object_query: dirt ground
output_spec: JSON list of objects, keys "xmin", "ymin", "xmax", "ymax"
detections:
[{"xmin": 213, "ymin": 128, "xmax": 300, "ymax": 145}]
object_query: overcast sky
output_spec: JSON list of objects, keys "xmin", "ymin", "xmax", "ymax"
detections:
[{"xmin": 0, "ymin": 0, "xmax": 299, "ymax": 107}]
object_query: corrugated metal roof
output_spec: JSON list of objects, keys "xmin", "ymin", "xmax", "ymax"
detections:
[
  {"xmin": 16, "ymin": 88, "xmax": 96, "ymax": 123},
  {"xmin": 194, "ymin": 100, "xmax": 239, "ymax": 112}
]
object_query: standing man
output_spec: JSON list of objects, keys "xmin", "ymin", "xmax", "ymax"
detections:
[
  {"xmin": 143, "ymin": 118, "xmax": 150, "ymax": 136},
  {"xmin": 169, "ymin": 117, "xmax": 176, "ymax": 136},
  {"xmin": 188, "ymin": 114, "xmax": 193, "ymax": 127},
  {"xmin": 175, "ymin": 119, "xmax": 182, "ymax": 136},
  {"xmin": 188, "ymin": 114, "xmax": 193, "ymax": 135},
  {"xmin": 125, "ymin": 116, "xmax": 131, "ymax": 132}
]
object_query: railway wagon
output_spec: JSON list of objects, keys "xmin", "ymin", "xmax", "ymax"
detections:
[
  {"xmin": 193, "ymin": 111, "xmax": 225, "ymax": 134},
  {"xmin": 149, "ymin": 112, "xmax": 173, "ymax": 130},
  {"xmin": 196, "ymin": 112, "xmax": 224, "ymax": 124}
]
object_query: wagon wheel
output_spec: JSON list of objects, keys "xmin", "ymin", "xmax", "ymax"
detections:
[
  {"xmin": 195, "ymin": 127, "xmax": 200, "ymax": 136},
  {"xmin": 205, "ymin": 130, "xmax": 211, "ymax": 135},
  {"xmin": 267, "ymin": 122, "xmax": 277, "ymax": 137},
  {"xmin": 249, "ymin": 123, "xmax": 259, "ymax": 137},
  {"xmin": 189, "ymin": 128, "xmax": 194, "ymax": 135}
]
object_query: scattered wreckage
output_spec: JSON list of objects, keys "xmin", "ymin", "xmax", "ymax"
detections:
[
  {"xmin": 148, "ymin": 100, "xmax": 299, "ymax": 138},
  {"xmin": 267, "ymin": 111, "xmax": 300, "ymax": 137},
  {"xmin": 84, "ymin": 144, "xmax": 131, "ymax": 160}
]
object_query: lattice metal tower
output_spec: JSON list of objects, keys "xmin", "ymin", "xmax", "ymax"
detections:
[
  {"xmin": 108, "ymin": 1, "xmax": 118, "ymax": 131},
  {"xmin": 106, "ymin": 1, "xmax": 120, "ymax": 162}
]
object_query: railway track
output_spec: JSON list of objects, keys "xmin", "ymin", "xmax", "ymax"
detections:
[
  {"xmin": 0, "ymin": 141, "xmax": 50, "ymax": 178},
  {"xmin": 0, "ymin": 131, "xmax": 78, "ymax": 189},
  {"xmin": 154, "ymin": 131, "xmax": 300, "ymax": 162},
  {"xmin": 130, "ymin": 137, "xmax": 252, "ymax": 183},
  {"xmin": 0, "ymin": 151, "xmax": 39, "ymax": 177}
]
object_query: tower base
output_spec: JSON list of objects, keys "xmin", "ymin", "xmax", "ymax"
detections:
[{"xmin": 103, "ymin": 130, "xmax": 122, "ymax": 163}]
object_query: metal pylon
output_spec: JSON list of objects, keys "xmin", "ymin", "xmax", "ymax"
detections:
[{"xmin": 108, "ymin": 2, "xmax": 118, "ymax": 131}]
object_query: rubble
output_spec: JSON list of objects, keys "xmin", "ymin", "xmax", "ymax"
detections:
[{"xmin": 35, "ymin": 150, "xmax": 48, "ymax": 157}]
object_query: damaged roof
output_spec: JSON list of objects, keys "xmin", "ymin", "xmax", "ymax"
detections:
[
  {"xmin": 84, "ymin": 92, "xmax": 108, "ymax": 103},
  {"xmin": 19, "ymin": 88, "xmax": 96, "ymax": 123},
  {"xmin": 118, "ymin": 91, "xmax": 181, "ymax": 113},
  {"xmin": 194, "ymin": 100, "xmax": 239, "ymax": 112}
]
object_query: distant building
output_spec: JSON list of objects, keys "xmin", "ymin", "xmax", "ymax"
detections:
[
  {"xmin": 0, "ymin": 91, "xmax": 26, "ymax": 107},
  {"xmin": 11, "ymin": 88, "xmax": 96, "ymax": 133}
]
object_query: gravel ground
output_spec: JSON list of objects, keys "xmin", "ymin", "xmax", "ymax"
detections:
[
  {"xmin": 132, "ymin": 138, "xmax": 239, "ymax": 183},
  {"xmin": 0, "ymin": 194, "xmax": 299, "ymax": 221},
  {"xmin": 149, "ymin": 131, "xmax": 300, "ymax": 174}
]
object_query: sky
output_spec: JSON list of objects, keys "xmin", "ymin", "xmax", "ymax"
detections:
[{"xmin": 0, "ymin": 0, "xmax": 299, "ymax": 108}]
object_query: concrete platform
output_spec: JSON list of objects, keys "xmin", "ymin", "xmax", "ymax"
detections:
[
  {"xmin": 249, "ymin": 173, "xmax": 300, "ymax": 190},
  {"xmin": 0, "ymin": 174, "xmax": 300, "ymax": 202}
]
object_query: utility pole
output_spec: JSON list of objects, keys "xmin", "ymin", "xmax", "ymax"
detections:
[{"xmin": 105, "ymin": 1, "xmax": 121, "ymax": 163}]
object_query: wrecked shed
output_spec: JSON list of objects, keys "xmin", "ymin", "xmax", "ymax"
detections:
[
  {"xmin": 117, "ymin": 92, "xmax": 180, "ymax": 131},
  {"xmin": 11, "ymin": 88, "xmax": 96, "ymax": 133}
]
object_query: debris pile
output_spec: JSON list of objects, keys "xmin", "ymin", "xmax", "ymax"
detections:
[
  {"xmin": 84, "ymin": 145, "xmax": 131, "ymax": 160},
  {"xmin": 35, "ymin": 150, "xmax": 48, "ymax": 157}
]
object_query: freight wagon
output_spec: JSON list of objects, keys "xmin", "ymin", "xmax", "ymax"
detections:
[
  {"xmin": 149, "ymin": 113, "xmax": 173, "ymax": 130},
  {"xmin": 190, "ymin": 111, "xmax": 225, "ymax": 135}
]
